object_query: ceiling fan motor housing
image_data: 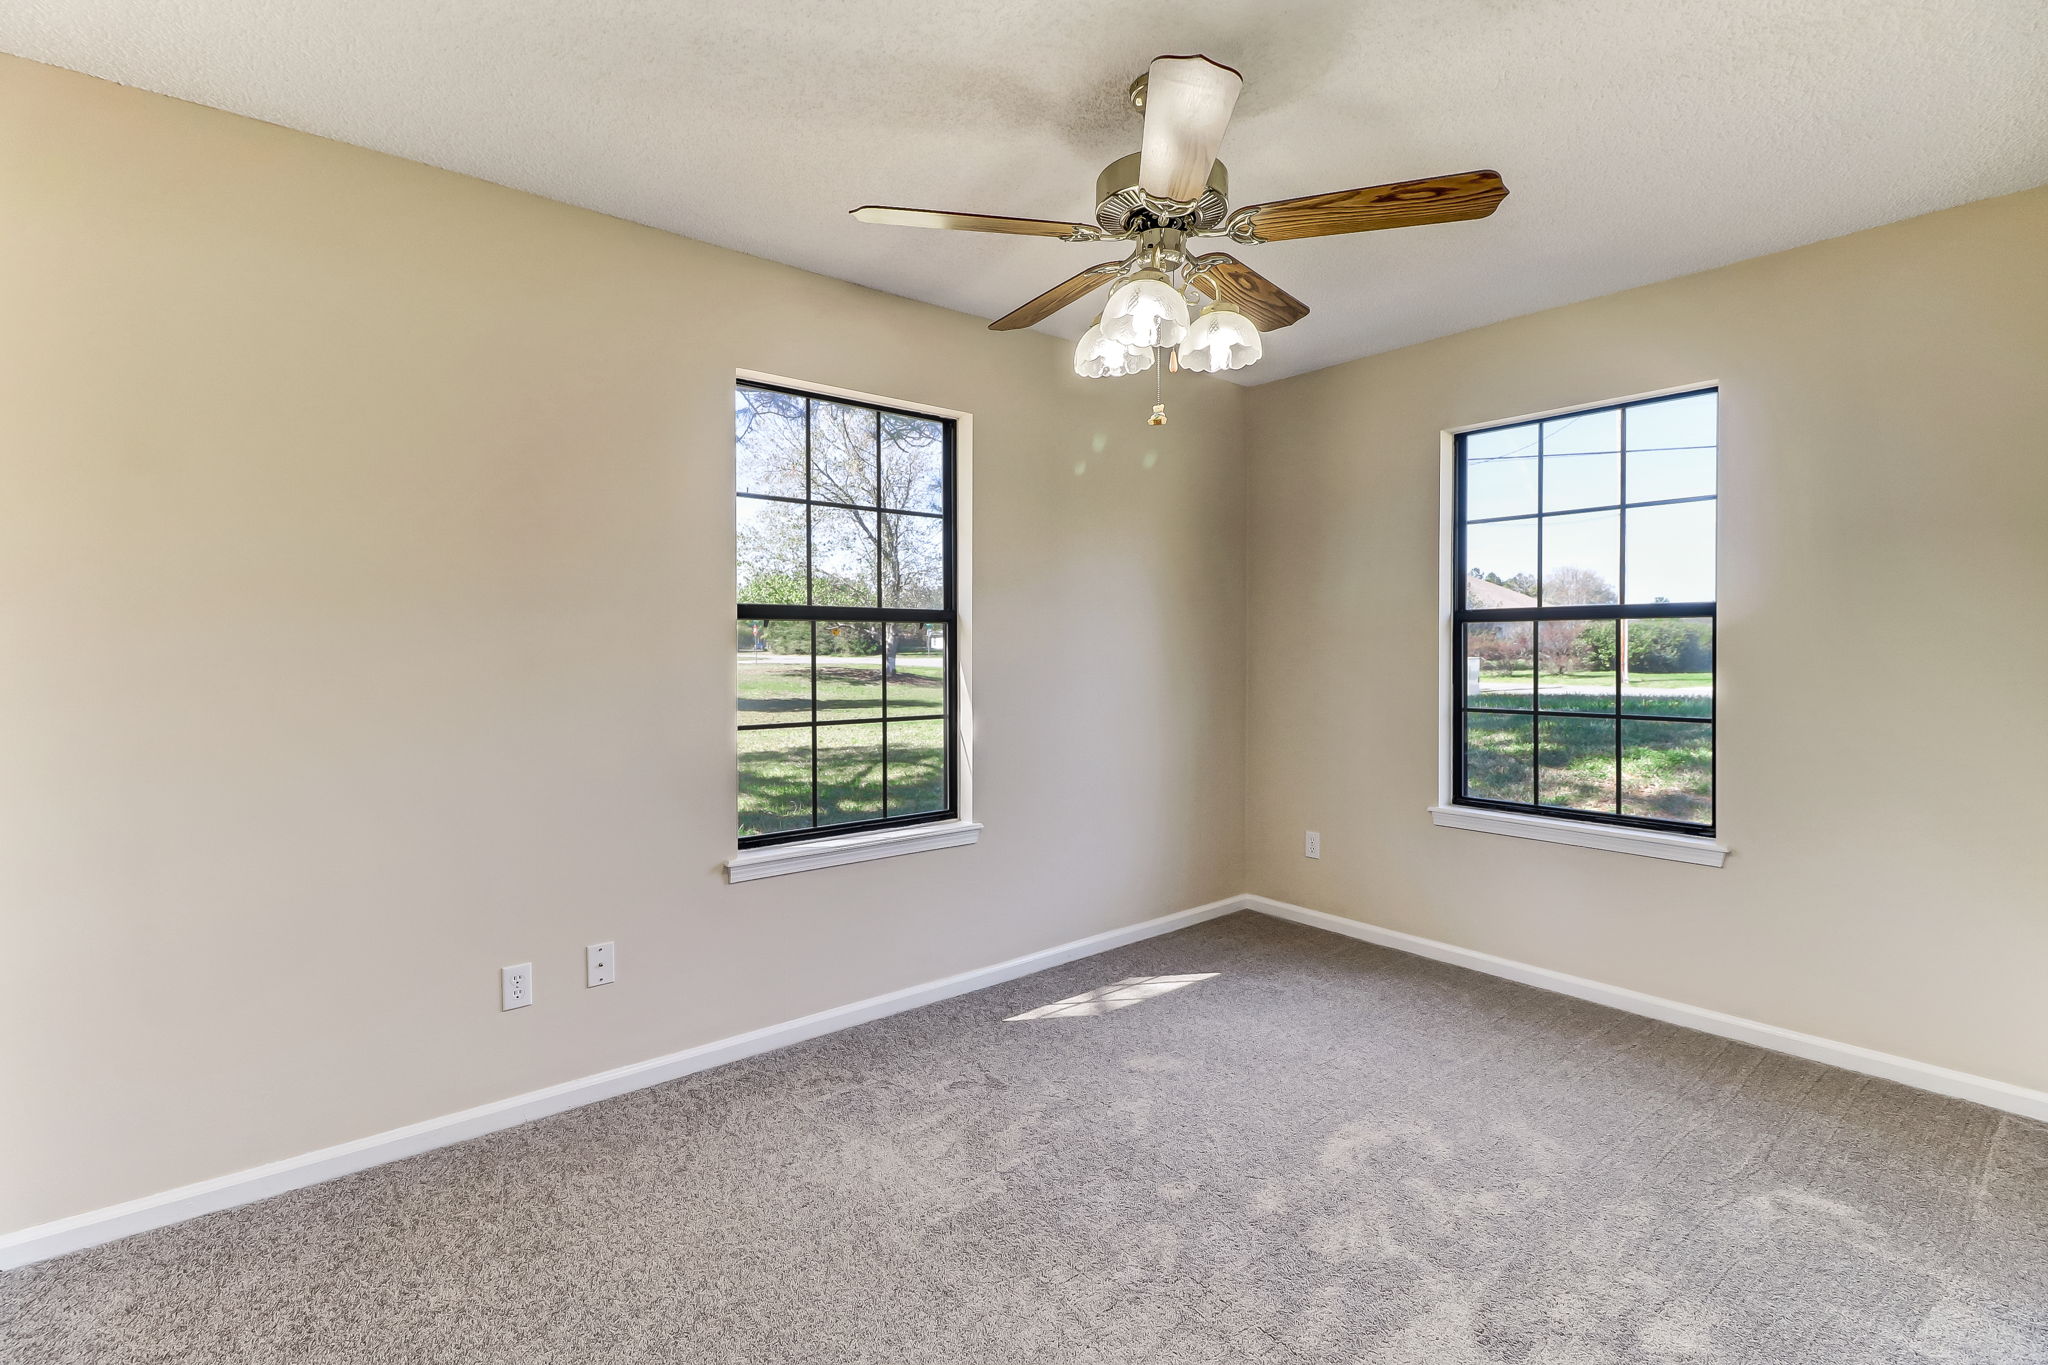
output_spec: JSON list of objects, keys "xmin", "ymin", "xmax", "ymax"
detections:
[{"xmin": 1094, "ymin": 153, "xmax": 1230, "ymax": 235}]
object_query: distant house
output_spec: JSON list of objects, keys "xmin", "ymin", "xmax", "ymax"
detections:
[{"xmin": 1465, "ymin": 574, "xmax": 1537, "ymax": 610}]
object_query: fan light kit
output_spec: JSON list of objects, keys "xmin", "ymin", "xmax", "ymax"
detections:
[{"xmin": 853, "ymin": 55, "xmax": 1508, "ymax": 424}]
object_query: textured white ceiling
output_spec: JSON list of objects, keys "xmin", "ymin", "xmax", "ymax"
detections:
[{"xmin": 6, "ymin": 1, "xmax": 2045, "ymax": 381}]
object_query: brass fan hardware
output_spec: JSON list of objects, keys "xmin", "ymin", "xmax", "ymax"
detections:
[{"xmin": 850, "ymin": 54, "xmax": 1508, "ymax": 419}]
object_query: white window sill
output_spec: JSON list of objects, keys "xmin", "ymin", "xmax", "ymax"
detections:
[
  {"xmin": 726, "ymin": 820, "xmax": 982, "ymax": 883},
  {"xmin": 1428, "ymin": 805, "xmax": 1726, "ymax": 867}
]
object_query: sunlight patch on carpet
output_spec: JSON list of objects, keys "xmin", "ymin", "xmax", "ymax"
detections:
[{"xmin": 1005, "ymin": 973, "xmax": 1219, "ymax": 1021}]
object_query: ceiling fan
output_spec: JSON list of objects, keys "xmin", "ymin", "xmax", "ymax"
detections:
[{"xmin": 852, "ymin": 54, "xmax": 1507, "ymax": 422}]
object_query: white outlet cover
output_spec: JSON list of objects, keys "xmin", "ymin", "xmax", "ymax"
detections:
[
  {"xmin": 1305, "ymin": 831, "xmax": 1322, "ymax": 859},
  {"xmin": 502, "ymin": 963, "xmax": 534, "ymax": 1011},
  {"xmin": 586, "ymin": 941, "xmax": 616, "ymax": 988}
]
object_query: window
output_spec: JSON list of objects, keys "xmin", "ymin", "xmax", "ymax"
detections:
[
  {"xmin": 735, "ymin": 381, "xmax": 956, "ymax": 847},
  {"xmin": 1453, "ymin": 390, "xmax": 1716, "ymax": 833}
]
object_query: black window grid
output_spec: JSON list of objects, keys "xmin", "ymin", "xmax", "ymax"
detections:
[
  {"xmin": 1452, "ymin": 390, "xmax": 1717, "ymax": 835},
  {"xmin": 736, "ymin": 381, "xmax": 958, "ymax": 847}
]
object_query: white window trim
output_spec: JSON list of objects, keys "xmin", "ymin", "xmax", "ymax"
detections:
[
  {"xmin": 727, "ymin": 819, "xmax": 983, "ymax": 883},
  {"xmin": 1433, "ymin": 382, "xmax": 1727, "ymax": 868},
  {"xmin": 1426, "ymin": 805, "xmax": 1725, "ymax": 866},
  {"xmin": 728, "ymin": 369, "xmax": 975, "ymax": 882}
]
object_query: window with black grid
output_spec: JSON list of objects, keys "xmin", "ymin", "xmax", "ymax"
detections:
[
  {"xmin": 1455, "ymin": 390, "xmax": 1717, "ymax": 832},
  {"xmin": 734, "ymin": 382, "xmax": 956, "ymax": 846}
]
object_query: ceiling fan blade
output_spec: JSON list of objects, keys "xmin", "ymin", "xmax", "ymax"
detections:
[
  {"xmin": 1137, "ymin": 55, "xmax": 1243, "ymax": 203},
  {"xmin": 1188, "ymin": 254, "xmax": 1310, "ymax": 331},
  {"xmin": 1229, "ymin": 170, "xmax": 1508, "ymax": 242},
  {"xmin": 988, "ymin": 262, "xmax": 1124, "ymax": 331},
  {"xmin": 851, "ymin": 205, "xmax": 1095, "ymax": 239}
]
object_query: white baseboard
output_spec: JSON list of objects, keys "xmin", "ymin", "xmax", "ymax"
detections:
[
  {"xmin": 1245, "ymin": 894, "xmax": 2048, "ymax": 1125},
  {"xmin": 15, "ymin": 890, "xmax": 2040, "ymax": 1270},
  {"xmin": 0, "ymin": 894, "xmax": 1248, "ymax": 1270}
]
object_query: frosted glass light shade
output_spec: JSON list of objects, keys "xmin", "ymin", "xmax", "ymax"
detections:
[
  {"xmin": 1100, "ymin": 272, "xmax": 1190, "ymax": 349},
  {"xmin": 1177, "ymin": 304, "xmax": 1262, "ymax": 372},
  {"xmin": 1073, "ymin": 322, "xmax": 1155, "ymax": 379}
]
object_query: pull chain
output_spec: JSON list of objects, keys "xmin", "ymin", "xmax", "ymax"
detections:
[{"xmin": 1148, "ymin": 347, "xmax": 1167, "ymax": 426}]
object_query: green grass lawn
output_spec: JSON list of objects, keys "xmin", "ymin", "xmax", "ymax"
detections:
[
  {"xmin": 1465, "ymin": 712, "xmax": 1711, "ymax": 825},
  {"xmin": 737, "ymin": 651, "xmax": 947, "ymax": 835},
  {"xmin": 1470, "ymin": 669, "xmax": 1712, "ymax": 718},
  {"xmin": 1486, "ymin": 669, "xmax": 1711, "ymax": 689}
]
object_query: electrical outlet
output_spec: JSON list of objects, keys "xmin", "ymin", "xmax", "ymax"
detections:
[
  {"xmin": 1305, "ymin": 830, "xmax": 1322, "ymax": 859},
  {"xmin": 586, "ymin": 941, "xmax": 616, "ymax": 988},
  {"xmin": 501, "ymin": 963, "xmax": 534, "ymax": 1011}
]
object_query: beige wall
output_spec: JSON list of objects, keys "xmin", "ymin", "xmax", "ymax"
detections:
[
  {"xmin": 1245, "ymin": 185, "xmax": 2048, "ymax": 1093},
  {"xmin": 6, "ymin": 49, "xmax": 2045, "ymax": 1243},
  {"xmin": 0, "ymin": 57, "xmax": 1247, "ymax": 1235}
]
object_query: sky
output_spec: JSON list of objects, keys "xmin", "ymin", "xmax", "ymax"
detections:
[{"xmin": 1463, "ymin": 391, "xmax": 1716, "ymax": 605}]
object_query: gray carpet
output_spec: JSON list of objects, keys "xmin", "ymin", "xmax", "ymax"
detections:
[{"xmin": 3, "ymin": 912, "xmax": 2044, "ymax": 1364}]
